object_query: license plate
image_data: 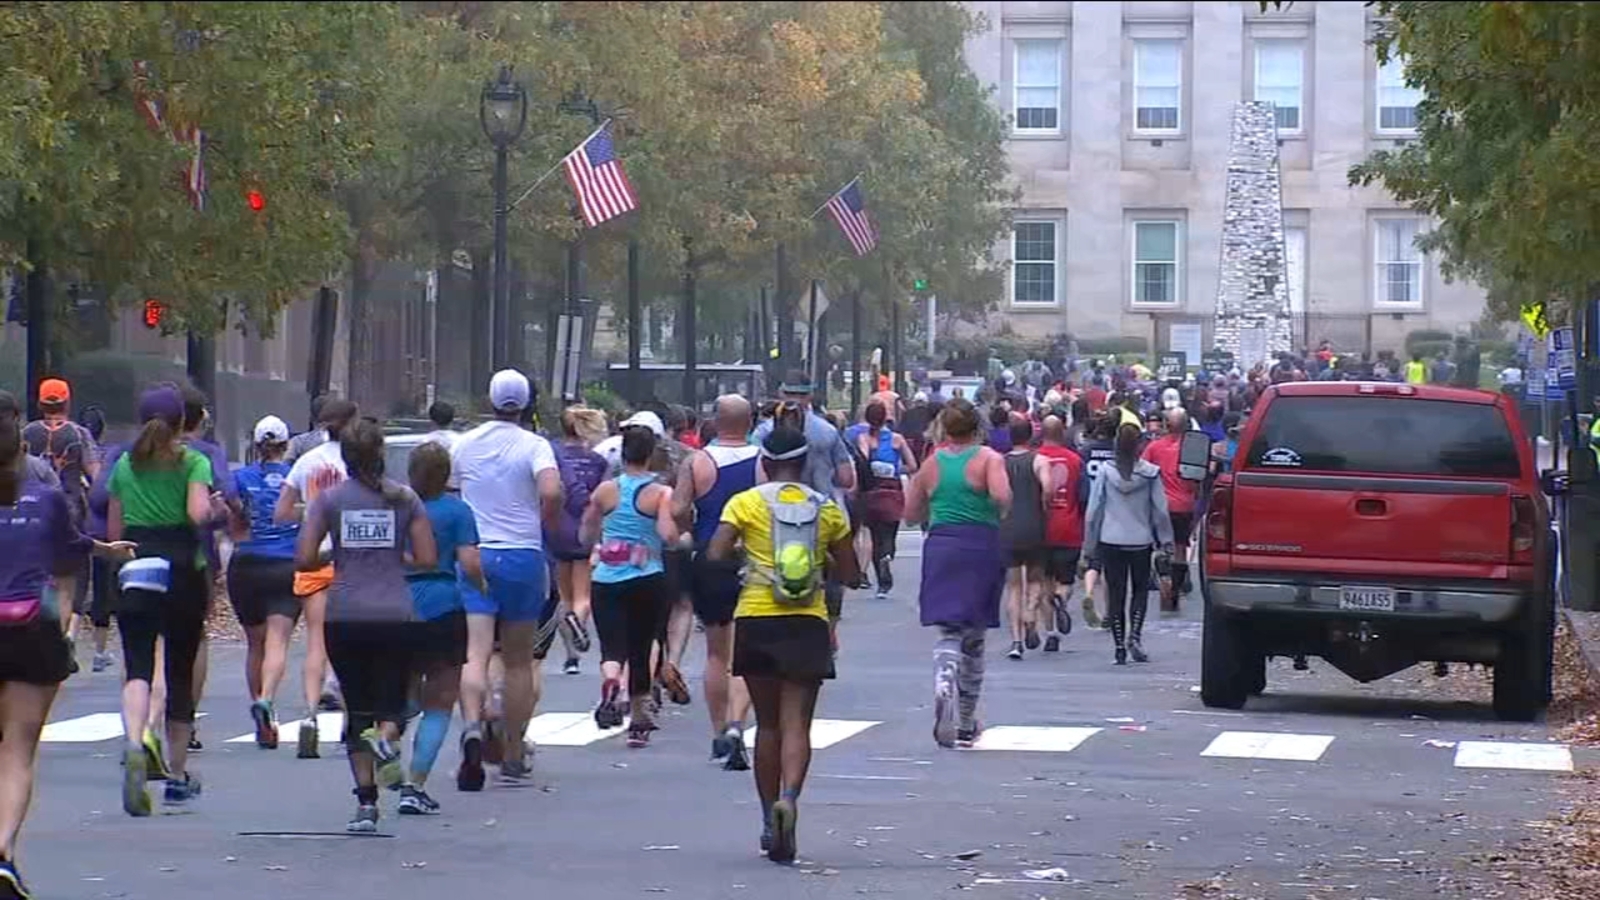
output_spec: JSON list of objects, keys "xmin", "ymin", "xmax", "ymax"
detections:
[{"xmin": 1338, "ymin": 585, "xmax": 1395, "ymax": 612}]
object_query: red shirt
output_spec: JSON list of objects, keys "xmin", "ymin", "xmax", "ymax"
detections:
[
  {"xmin": 1140, "ymin": 434, "xmax": 1197, "ymax": 514},
  {"xmin": 1085, "ymin": 387, "xmax": 1108, "ymax": 413},
  {"xmin": 1036, "ymin": 444, "xmax": 1084, "ymax": 547}
]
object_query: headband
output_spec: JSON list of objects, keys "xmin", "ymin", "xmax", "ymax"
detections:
[{"xmin": 760, "ymin": 443, "xmax": 809, "ymax": 461}]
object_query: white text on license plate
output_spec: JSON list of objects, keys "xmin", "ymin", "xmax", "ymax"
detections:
[{"xmin": 1339, "ymin": 586, "xmax": 1395, "ymax": 612}]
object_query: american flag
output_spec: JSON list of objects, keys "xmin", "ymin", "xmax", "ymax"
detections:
[
  {"xmin": 824, "ymin": 179, "xmax": 877, "ymax": 256},
  {"xmin": 562, "ymin": 123, "xmax": 638, "ymax": 228},
  {"xmin": 132, "ymin": 62, "xmax": 206, "ymax": 212}
]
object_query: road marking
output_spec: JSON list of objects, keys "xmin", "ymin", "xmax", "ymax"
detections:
[
  {"xmin": 1453, "ymin": 741, "xmax": 1573, "ymax": 772},
  {"xmin": 746, "ymin": 718, "xmax": 880, "ymax": 750},
  {"xmin": 1201, "ymin": 731, "xmax": 1334, "ymax": 762},
  {"xmin": 814, "ymin": 773, "xmax": 918, "ymax": 781},
  {"xmin": 970, "ymin": 726, "xmax": 1102, "ymax": 753},
  {"xmin": 42, "ymin": 713, "xmax": 126, "ymax": 743},
  {"xmin": 524, "ymin": 712, "xmax": 628, "ymax": 747},
  {"xmin": 227, "ymin": 713, "xmax": 343, "ymax": 744}
]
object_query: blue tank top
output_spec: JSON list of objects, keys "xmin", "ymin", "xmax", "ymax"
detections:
[
  {"xmin": 592, "ymin": 473, "xmax": 665, "ymax": 584},
  {"xmin": 692, "ymin": 443, "xmax": 760, "ymax": 547},
  {"xmin": 868, "ymin": 427, "xmax": 900, "ymax": 479},
  {"xmin": 233, "ymin": 462, "xmax": 299, "ymax": 559}
]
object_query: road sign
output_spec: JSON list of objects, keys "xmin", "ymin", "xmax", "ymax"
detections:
[
  {"xmin": 1552, "ymin": 327, "xmax": 1576, "ymax": 390},
  {"xmin": 1202, "ymin": 349, "xmax": 1234, "ymax": 373},
  {"xmin": 913, "ymin": 278, "xmax": 928, "ymax": 292},
  {"xmin": 1521, "ymin": 302, "xmax": 1551, "ymax": 339},
  {"xmin": 1157, "ymin": 351, "xmax": 1187, "ymax": 382},
  {"xmin": 552, "ymin": 312, "xmax": 586, "ymax": 403}
]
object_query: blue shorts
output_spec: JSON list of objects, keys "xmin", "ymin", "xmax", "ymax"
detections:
[{"xmin": 466, "ymin": 548, "xmax": 552, "ymax": 623}]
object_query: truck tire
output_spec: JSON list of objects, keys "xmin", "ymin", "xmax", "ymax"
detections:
[
  {"xmin": 1245, "ymin": 657, "xmax": 1267, "ymax": 697},
  {"xmin": 1493, "ymin": 619, "xmax": 1545, "ymax": 723},
  {"xmin": 1201, "ymin": 598, "xmax": 1250, "ymax": 710}
]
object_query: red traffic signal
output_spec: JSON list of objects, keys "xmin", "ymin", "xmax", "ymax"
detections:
[
  {"xmin": 143, "ymin": 298, "xmax": 165, "ymax": 329},
  {"xmin": 246, "ymin": 189, "xmax": 265, "ymax": 212}
]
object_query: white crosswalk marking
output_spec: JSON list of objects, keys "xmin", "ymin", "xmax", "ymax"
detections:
[
  {"xmin": 227, "ymin": 712, "xmax": 344, "ymax": 744},
  {"xmin": 1201, "ymin": 731, "xmax": 1335, "ymax": 762},
  {"xmin": 41, "ymin": 713, "xmax": 126, "ymax": 743},
  {"xmin": 970, "ymin": 726, "xmax": 1101, "ymax": 753},
  {"xmin": 525, "ymin": 712, "xmax": 628, "ymax": 747},
  {"xmin": 1453, "ymin": 741, "xmax": 1573, "ymax": 772},
  {"xmin": 744, "ymin": 718, "xmax": 880, "ymax": 750}
]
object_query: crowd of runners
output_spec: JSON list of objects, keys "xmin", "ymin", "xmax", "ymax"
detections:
[{"xmin": 0, "ymin": 348, "xmax": 1293, "ymax": 895}]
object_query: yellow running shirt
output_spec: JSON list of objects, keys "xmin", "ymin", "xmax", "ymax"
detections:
[{"xmin": 720, "ymin": 483, "xmax": 849, "ymax": 621}]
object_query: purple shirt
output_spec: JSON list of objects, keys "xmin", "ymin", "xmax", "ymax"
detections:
[
  {"xmin": 86, "ymin": 441, "xmax": 129, "ymax": 540},
  {"xmin": 548, "ymin": 441, "xmax": 607, "ymax": 559},
  {"xmin": 311, "ymin": 479, "xmax": 425, "ymax": 623},
  {"xmin": 0, "ymin": 474, "xmax": 92, "ymax": 604}
]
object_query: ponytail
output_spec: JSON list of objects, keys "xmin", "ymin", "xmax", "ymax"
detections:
[
  {"xmin": 131, "ymin": 417, "xmax": 180, "ymax": 471},
  {"xmin": 339, "ymin": 418, "xmax": 408, "ymax": 507},
  {"xmin": 1114, "ymin": 423, "xmax": 1141, "ymax": 481}
]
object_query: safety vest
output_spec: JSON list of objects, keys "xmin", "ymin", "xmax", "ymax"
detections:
[{"xmin": 1404, "ymin": 360, "xmax": 1427, "ymax": 384}]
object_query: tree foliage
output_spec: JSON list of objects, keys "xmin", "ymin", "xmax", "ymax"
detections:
[{"xmin": 1345, "ymin": 1, "xmax": 1600, "ymax": 324}]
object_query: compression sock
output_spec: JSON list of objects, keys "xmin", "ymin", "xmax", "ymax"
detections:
[{"xmin": 411, "ymin": 710, "xmax": 451, "ymax": 782}]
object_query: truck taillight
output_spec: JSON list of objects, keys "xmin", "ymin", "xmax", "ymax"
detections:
[
  {"xmin": 1511, "ymin": 494, "xmax": 1536, "ymax": 559},
  {"xmin": 1206, "ymin": 484, "xmax": 1232, "ymax": 551}
]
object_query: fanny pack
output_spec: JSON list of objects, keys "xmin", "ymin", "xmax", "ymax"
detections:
[
  {"xmin": 596, "ymin": 539, "xmax": 651, "ymax": 568},
  {"xmin": 119, "ymin": 557, "xmax": 173, "ymax": 595},
  {"xmin": 0, "ymin": 595, "xmax": 41, "ymax": 627}
]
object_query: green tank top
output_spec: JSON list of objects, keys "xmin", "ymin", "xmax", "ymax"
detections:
[{"xmin": 929, "ymin": 445, "xmax": 999, "ymax": 527}]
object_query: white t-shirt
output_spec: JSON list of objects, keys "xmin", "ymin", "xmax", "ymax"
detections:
[
  {"xmin": 423, "ymin": 429, "xmax": 458, "ymax": 451},
  {"xmin": 450, "ymin": 421, "xmax": 559, "ymax": 550},
  {"xmin": 594, "ymin": 434, "xmax": 623, "ymax": 476},
  {"xmin": 285, "ymin": 440, "xmax": 348, "ymax": 506}
]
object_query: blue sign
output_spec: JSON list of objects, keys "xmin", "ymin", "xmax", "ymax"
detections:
[
  {"xmin": 1547, "ymin": 367, "xmax": 1564, "ymax": 401},
  {"xmin": 1552, "ymin": 327, "xmax": 1577, "ymax": 390}
]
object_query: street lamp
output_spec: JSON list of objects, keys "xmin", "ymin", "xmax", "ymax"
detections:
[{"xmin": 479, "ymin": 65, "xmax": 528, "ymax": 375}]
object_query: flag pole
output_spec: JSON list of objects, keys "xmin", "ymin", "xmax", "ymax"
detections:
[
  {"xmin": 509, "ymin": 118, "xmax": 613, "ymax": 212},
  {"xmin": 807, "ymin": 173, "xmax": 864, "ymax": 220}
]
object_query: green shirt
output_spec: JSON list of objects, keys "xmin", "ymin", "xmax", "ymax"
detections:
[
  {"xmin": 109, "ymin": 448, "xmax": 213, "ymax": 528},
  {"xmin": 929, "ymin": 445, "xmax": 1000, "ymax": 528}
]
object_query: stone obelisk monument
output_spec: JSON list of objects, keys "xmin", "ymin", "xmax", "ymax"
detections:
[{"xmin": 1213, "ymin": 101, "xmax": 1293, "ymax": 371}]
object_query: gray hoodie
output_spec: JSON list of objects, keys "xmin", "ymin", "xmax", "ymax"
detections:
[{"xmin": 1083, "ymin": 458, "xmax": 1173, "ymax": 554}]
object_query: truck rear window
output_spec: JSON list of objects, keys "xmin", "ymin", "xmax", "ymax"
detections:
[{"xmin": 1243, "ymin": 396, "xmax": 1521, "ymax": 478}]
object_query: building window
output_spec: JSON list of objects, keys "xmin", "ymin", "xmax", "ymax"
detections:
[
  {"xmin": 1284, "ymin": 225, "xmax": 1307, "ymax": 314},
  {"xmin": 1133, "ymin": 39, "xmax": 1182, "ymax": 132},
  {"xmin": 1132, "ymin": 220, "xmax": 1181, "ymax": 306},
  {"xmin": 1012, "ymin": 221, "xmax": 1058, "ymax": 304},
  {"xmin": 1255, "ymin": 40, "xmax": 1304, "ymax": 133},
  {"xmin": 1375, "ymin": 218, "xmax": 1423, "ymax": 306},
  {"xmin": 1377, "ymin": 56, "xmax": 1422, "ymax": 132},
  {"xmin": 1014, "ymin": 40, "xmax": 1061, "ymax": 133}
]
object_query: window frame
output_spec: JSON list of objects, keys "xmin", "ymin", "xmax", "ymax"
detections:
[
  {"xmin": 1376, "ymin": 55, "xmax": 1422, "ymax": 134},
  {"xmin": 1010, "ymin": 218, "xmax": 1062, "ymax": 307},
  {"xmin": 1012, "ymin": 38, "xmax": 1063, "ymax": 136},
  {"xmin": 1253, "ymin": 38, "xmax": 1305, "ymax": 135},
  {"xmin": 1372, "ymin": 216, "xmax": 1425, "ymax": 309},
  {"xmin": 1130, "ymin": 219, "xmax": 1183, "ymax": 308},
  {"xmin": 1283, "ymin": 224, "xmax": 1308, "ymax": 315},
  {"xmin": 1132, "ymin": 38, "xmax": 1183, "ymax": 135}
]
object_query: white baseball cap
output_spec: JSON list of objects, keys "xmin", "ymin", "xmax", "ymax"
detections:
[
  {"xmin": 489, "ymin": 369, "xmax": 531, "ymax": 412},
  {"xmin": 619, "ymin": 411, "xmax": 665, "ymax": 437},
  {"xmin": 253, "ymin": 415, "xmax": 290, "ymax": 444}
]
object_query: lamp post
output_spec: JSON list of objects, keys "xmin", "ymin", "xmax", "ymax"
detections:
[{"xmin": 480, "ymin": 66, "xmax": 528, "ymax": 376}]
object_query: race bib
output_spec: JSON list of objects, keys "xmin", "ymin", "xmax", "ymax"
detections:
[{"xmin": 341, "ymin": 509, "xmax": 397, "ymax": 549}]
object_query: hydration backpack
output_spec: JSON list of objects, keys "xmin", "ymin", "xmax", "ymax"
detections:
[{"xmin": 746, "ymin": 482, "xmax": 826, "ymax": 607}]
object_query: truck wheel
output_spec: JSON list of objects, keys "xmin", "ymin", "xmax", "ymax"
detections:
[
  {"xmin": 1201, "ymin": 599, "xmax": 1250, "ymax": 710},
  {"xmin": 1245, "ymin": 656, "xmax": 1267, "ymax": 696},
  {"xmin": 1492, "ymin": 623, "xmax": 1544, "ymax": 723}
]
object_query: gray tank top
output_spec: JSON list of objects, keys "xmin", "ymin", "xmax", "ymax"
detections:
[{"xmin": 1000, "ymin": 450, "xmax": 1045, "ymax": 552}]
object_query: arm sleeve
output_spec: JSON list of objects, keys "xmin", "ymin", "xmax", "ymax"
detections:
[{"xmin": 720, "ymin": 491, "xmax": 753, "ymax": 528}]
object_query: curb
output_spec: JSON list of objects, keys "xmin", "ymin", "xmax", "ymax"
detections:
[{"xmin": 1562, "ymin": 607, "xmax": 1600, "ymax": 685}]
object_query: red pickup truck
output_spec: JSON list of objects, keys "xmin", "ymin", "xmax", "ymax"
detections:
[{"xmin": 1200, "ymin": 381, "xmax": 1555, "ymax": 721}]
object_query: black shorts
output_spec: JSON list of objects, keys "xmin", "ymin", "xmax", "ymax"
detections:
[
  {"xmin": 732, "ymin": 615, "xmax": 835, "ymax": 682},
  {"xmin": 690, "ymin": 552, "xmax": 741, "ymax": 627},
  {"xmin": 88, "ymin": 557, "xmax": 116, "ymax": 627},
  {"xmin": 663, "ymin": 547, "xmax": 692, "ymax": 603},
  {"xmin": 0, "ymin": 616, "xmax": 74, "ymax": 686},
  {"xmin": 226, "ymin": 556, "xmax": 302, "ymax": 627},
  {"xmin": 1045, "ymin": 547, "xmax": 1081, "ymax": 584},
  {"xmin": 59, "ymin": 556, "xmax": 90, "ymax": 616},
  {"xmin": 413, "ymin": 610, "xmax": 467, "ymax": 671},
  {"xmin": 1170, "ymin": 512, "xmax": 1194, "ymax": 547},
  {"xmin": 324, "ymin": 621, "xmax": 415, "ymax": 720},
  {"xmin": 1006, "ymin": 546, "xmax": 1047, "ymax": 569}
]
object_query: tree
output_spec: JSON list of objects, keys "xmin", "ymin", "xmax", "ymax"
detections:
[{"xmin": 1344, "ymin": 1, "xmax": 1600, "ymax": 324}]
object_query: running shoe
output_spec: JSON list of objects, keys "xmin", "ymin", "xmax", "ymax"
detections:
[
  {"xmin": 347, "ymin": 803, "xmax": 379, "ymax": 834},
  {"xmin": 759, "ymin": 829, "xmax": 773, "ymax": 855},
  {"xmin": 626, "ymin": 722, "xmax": 652, "ymax": 749},
  {"xmin": 91, "ymin": 650, "xmax": 114, "ymax": 673},
  {"xmin": 1128, "ymin": 637, "xmax": 1149, "ymax": 664},
  {"xmin": 398, "ymin": 785, "xmax": 441, "ymax": 816},
  {"xmin": 360, "ymin": 727, "xmax": 404, "ymax": 789},
  {"xmin": 0, "ymin": 859, "xmax": 32, "ymax": 900},
  {"xmin": 873, "ymin": 589, "xmax": 889, "ymax": 601},
  {"xmin": 121, "ymin": 746, "xmax": 151, "ymax": 818},
  {"xmin": 1043, "ymin": 635, "xmax": 1061, "ymax": 653},
  {"xmin": 457, "ymin": 728, "xmax": 486, "ymax": 792},
  {"xmin": 722, "ymin": 728, "xmax": 750, "ymax": 772},
  {"xmin": 932, "ymin": 666, "xmax": 958, "ymax": 749},
  {"xmin": 187, "ymin": 729, "xmax": 203, "ymax": 753},
  {"xmin": 767, "ymin": 799, "xmax": 798, "ymax": 863},
  {"xmin": 500, "ymin": 755, "xmax": 533, "ymax": 783},
  {"xmin": 1023, "ymin": 624, "xmax": 1040, "ymax": 651},
  {"xmin": 297, "ymin": 719, "xmax": 320, "ymax": 759},
  {"xmin": 594, "ymin": 678, "xmax": 626, "ymax": 730},
  {"xmin": 1114, "ymin": 647, "xmax": 1128, "ymax": 666},
  {"xmin": 481, "ymin": 718, "xmax": 505, "ymax": 766},
  {"xmin": 163, "ymin": 773, "xmax": 202, "ymax": 806},
  {"xmin": 1007, "ymin": 641, "xmax": 1024, "ymax": 661},
  {"xmin": 141, "ymin": 729, "xmax": 172, "ymax": 781},
  {"xmin": 563, "ymin": 657, "xmax": 580, "ymax": 676},
  {"xmin": 318, "ymin": 690, "xmax": 343, "ymax": 712},
  {"xmin": 954, "ymin": 723, "xmax": 984, "ymax": 749},
  {"xmin": 563, "ymin": 611, "xmax": 591, "ymax": 653},
  {"xmin": 1050, "ymin": 594, "xmax": 1074, "ymax": 635},
  {"xmin": 710, "ymin": 734, "xmax": 731, "ymax": 764},
  {"xmin": 1081, "ymin": 592, "xmax": 1102, "ymax": 629},
  {"xmin": 658, "ymin": 661, "xmax": 692, "ymax": 706},
  {"xmin": 250, "ymin": 700, "xmax": 278, "ymax": 750}
]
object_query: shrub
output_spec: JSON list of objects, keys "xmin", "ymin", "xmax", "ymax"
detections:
[{"xmin": 1404, "ymin": 329, "xmax": 1453, "ymax": 354}]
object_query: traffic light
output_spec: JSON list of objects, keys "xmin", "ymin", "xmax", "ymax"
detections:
[
  {"xmin": 143, "ymin": 298, "xmax": 165, "ymax": 329},
  {"xmin": 246, "ymin": 189, "xmax": 265, "ymax": 212}
]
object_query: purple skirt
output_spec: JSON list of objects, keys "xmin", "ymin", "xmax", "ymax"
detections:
[{"xmin": 918, "ymin": 523, "xmax": 1004, "ymax": 629}]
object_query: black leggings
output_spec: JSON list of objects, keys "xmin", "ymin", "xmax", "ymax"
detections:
[
  {"xmin": 592, "ymin": 573, "xmax": 669, "ymax": 698},
  {"xmin": 119, "ymin": 567, "xmax": 209, "ymax": 724},
  {"xmin": 867, "ymin": 520, "xmax": 898, "ymax": 591},
  {"xmin": 1100, "ymin": 544, "xmax": 1152, "ymax": 651}
]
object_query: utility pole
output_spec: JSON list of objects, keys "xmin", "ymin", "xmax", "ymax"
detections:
[
  {"xmin": 850, "ymin": 289, "xmax": 863, "ymax": 415},
  {"xmin": 682, "ymin": 239, "xmax": 698, "ymax": 409},
  {"xmin": 22, "ymin": 245, "xmax": 49, "ymax": 422},
  {"xmin": 626, "ymin": 239, "xmax": 641, "ymax": 404}
]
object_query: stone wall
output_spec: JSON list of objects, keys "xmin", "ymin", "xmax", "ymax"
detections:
[{"xmin": 1212, "ymin": 101, "xmax": 1294, "ymax": 370}]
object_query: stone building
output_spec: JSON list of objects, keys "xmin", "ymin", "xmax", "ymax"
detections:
[{"xmin": 962, "ymin": 0, "xmax": 1485, "ymax": 356}]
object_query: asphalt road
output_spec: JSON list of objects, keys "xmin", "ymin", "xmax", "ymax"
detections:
[{"xmin": 20, "ymin": 530, "xmax": 1591, "ymax": 900}]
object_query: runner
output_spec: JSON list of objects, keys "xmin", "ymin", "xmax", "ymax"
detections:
[
  {"xmin": 108, "ymin": 386, "xmax": 225, "ymax": 814},
  {"xmin": 904, "ymin": 399, "xmax": 1011, "ymax": 749},
  {"xmin": 1084, "ymin": 422, "xmax": 1173, "ymax": 666},
  {"xmin": 226, "ymin": 416, "xmax": 300, "ymax": 749},
  {"xmin": 422, "ymin": 402, "xmax": 459, "ymax": 452},
  {"xmin": 1035, "ymin": 415, "xmax": 1085, "ymax": 651},
  {"xmin": 286, "ymin": 394, "xmax": 331, "ymax": 463},
  {"xmin": 450, "ymin": 369, "xmax": 562, "ymax": 790},
  {"xmin": 672, "ymin": 395, "xmax": 759, "ymax": 769},
  {"xmin": 998, "ymin": 417, "xmax": 1053, "ymax": 660},
  {"xmin": 21, "ymin": 378, "xmax": 99, "ymax": 657},
  {"xmin": 1076, "ymin": 412, "xmax": 1117, "ymax": 629},
  {"xmin": 854, "ymin": 400, "xmax": 916, "ymax": 601},
  {"xmin": 274, "ymin": 398, "xmax": 360, "ymax": 757},
  {"xmin": 178, "ymin": 386, "xmax": 233, "ymax": 753},
  {"xmin": 295, "ymin": 419, "xmax": 436, "ymax": 833},
  {"xmin": 1141, "ymin": 408, "xmax": 1198, "ymax": 614},
  {"xmin": 400, "ymin": 442, "xmax": 482, "ymax": 815},
  {"xmin": 707, "ymin": 425, "xmax": 859, "ymax": 863},
  {"xmin": 581, "ymin": 425, "xmax": 678, "ymax": 748},
  {"xmin": 550, "ymin": 406, "xmax": 607, "ymax": 676}
]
